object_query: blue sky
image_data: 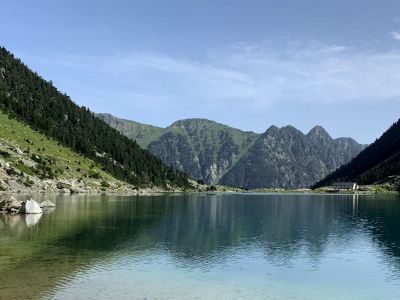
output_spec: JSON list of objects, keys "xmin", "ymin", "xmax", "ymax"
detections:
[{"xmin": 1, "ymin": 0, "xmax": 400, "ymax": 143}]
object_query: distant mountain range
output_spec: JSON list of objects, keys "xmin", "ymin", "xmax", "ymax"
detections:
[
  {"xmin": 98, "ymin": 113, "xmax": 366, "ymax": 188},
  {"xmin": 314, "ymin": 118, "xmax": 400, "ymax": 188}
]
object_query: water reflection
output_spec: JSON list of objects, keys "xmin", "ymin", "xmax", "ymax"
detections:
[
  {"xmin": 0, "ymin": 193, "xmax": 399, "ymax": 299},
  {"xmin": 24, "ymin": 213, "xmax": 43, "ymax": 227}
]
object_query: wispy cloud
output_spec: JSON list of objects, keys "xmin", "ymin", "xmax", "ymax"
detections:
[
  {"xmin": 390, "ymin": 30, "xmax": 400, "ymax": 41},
  {"xmin": 26, "ymin": 40, "xmax": 400, "ymax": 113},
  {"xmin": 99, "ymin": 41, "xmax": 400, "ymax": 106}
]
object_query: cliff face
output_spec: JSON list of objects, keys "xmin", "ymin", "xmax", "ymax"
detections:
[
  {"xmin": 147, "ymin": 119, "xmax": 258, "ymax": 184},
  {"xmin": 220, "ymin": 126, "xmax": 365, "ymax": 189}
]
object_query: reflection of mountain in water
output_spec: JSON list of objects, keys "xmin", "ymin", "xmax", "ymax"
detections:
[{"xmin": 0, "ymin": 193, "xmax": 399, "ymax": 299}]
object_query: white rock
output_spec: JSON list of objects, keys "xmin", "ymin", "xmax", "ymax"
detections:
[
  {"xmin": 21, "ymin": 199, "xmax": 43, "ymax": 214},
  {"xmin": 15, "ymin": 148, "xmax": 24, "ymax": 155}
]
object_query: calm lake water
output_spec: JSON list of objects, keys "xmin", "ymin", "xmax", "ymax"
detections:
[{"xmin": 0, "ymin": 193, "xmax": 400, "ymax": 300}]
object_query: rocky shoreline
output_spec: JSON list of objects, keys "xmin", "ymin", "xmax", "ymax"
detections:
[{"xmin": 1, "ymin": 196, "xmax": 56, "ymax": 215}]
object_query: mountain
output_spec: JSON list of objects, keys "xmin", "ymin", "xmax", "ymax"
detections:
[
  {"xmin": 97, "ymin": 114, "xmax": 259, "ymax": 184},
  {"xmin": 147, "ymin": 119, "xmax": 259, "ymax": 184},
  {"xmin": 313, "ymin": 119, "xmax": 400, "ymax": 188},
  {"xmin": 220, "ymin": 125, "xmax": 365, "ymax": 189},
  {"xmin": 0, "ymin": 46, "xmax": 189, "ymax": 189},
  {"xmin": 98, "ymin": 114, "xmax": 365, "ymax": 188}
]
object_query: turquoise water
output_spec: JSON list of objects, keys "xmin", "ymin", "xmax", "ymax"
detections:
[{"xmin": 0, "ymin": 193, "xmax": 400, "ymax": 299}]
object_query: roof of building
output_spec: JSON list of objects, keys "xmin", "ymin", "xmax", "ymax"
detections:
[{"xmin": 332, "ymin": 182, "xmax": 357, "ymax": 187}]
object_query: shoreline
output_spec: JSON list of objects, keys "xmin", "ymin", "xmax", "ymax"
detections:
[{"xmin": 1, "ymin": 188, "xmax": 398, "ymax": 198}]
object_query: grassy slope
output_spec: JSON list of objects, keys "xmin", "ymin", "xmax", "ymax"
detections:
[
  {"xmin": 98, "ymin": 114, "xmax": 259, "ymax": 155},
  {"xmin": 0, "ymin": 111, "xmax": 118, "ymax": 186},
  {"xmin": 171, "ymin": 119, "xmax": 258, "ymax": 152},
  {"xmin": 96, "ymin": 113, "xmax": 165, "ymax": 148}
]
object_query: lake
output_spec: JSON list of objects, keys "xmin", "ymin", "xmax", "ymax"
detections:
[{"xmin": 0, "ymin": 193, "xmax": 400, "ymax": 299}]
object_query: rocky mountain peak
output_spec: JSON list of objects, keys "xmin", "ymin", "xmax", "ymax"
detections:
[
  {"xmin": 264, "ymin": 125, "xmax": 279, "ymax": 135},
  {"xmin": 169, "ymin": 118, "xmax": 219, "ymax": 129},
  {"xmin": 307, "ymin": 125, "xmax": 332, "ymax": 140},
  {"xmin": 264, "ymin": 125, "xmax": 303, "ymax": 137}
]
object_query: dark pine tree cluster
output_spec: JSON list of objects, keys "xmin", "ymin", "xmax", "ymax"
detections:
[
  {"xmin": 313, "ymin": 118, "xmax": 400, "ymax": 188},
  {"xmin": 0, "ymin": 46, "xmax": 190, "ymax": 188}
]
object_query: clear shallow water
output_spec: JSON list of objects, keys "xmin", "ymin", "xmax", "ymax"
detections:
[{"xmin": 0, "ymin": 193, "xmax": 400, "ymax": 300}]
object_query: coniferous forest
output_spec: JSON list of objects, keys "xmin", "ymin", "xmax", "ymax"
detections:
[
  {"xmin": 0, "ymin": 47, "xmax": 190, "ymax": 188},
  {"xmin": 313, "ymin": 118, "xmax": 400, "ymax": 188}
]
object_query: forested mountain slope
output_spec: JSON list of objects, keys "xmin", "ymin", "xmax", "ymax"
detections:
[
  {"xmin": 314, "ymin": 118, "xmax": 400, "ymax": 188},
  {"xmin": 0, "ymin": 46, "xmax": 189, "ymax": 188}
]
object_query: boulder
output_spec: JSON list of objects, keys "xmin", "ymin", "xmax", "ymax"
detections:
[
  {"xmin": 60, "ymin": 188, "xmax": 71, "ymax": 194},
  {"xmin": 20, "ymin": 199, "xmax": 43, "ymax": 214},
  {"xmin": 4, "ymin": 196, "xmax": 21, "ymax": 211},
  {"xmin": 70, "ymin": 187, "xmax": 84, "ymax": 194},
  {"xmin": 14, "ymin": 147, "xmax": 24, "ymax": 155},
  {"xmin": 40, "ymin": 200, "xmax": 56, "ymax": 208},
  {"xmin": 0, "ymin": 159, "xmax": 10, "ymax": 168},
  {"xmin": 56, "ymin": 182, "xmax": 72, "ymax": 189},
  {"xmin": 0, "ymin": 199, "xmax": 6, "ymax": 210},
  {"xmin": 8, "ymin": 208, "xmax": 20, "ymax": 214}
]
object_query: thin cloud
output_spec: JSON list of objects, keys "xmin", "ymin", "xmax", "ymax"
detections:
[
  {"xmin": 25, "ymin": 40, "xmax": 400, "ymax": 112},
  {"xmin": 390, "ymin": 30, "xmax": 400, "ymax": 41}
]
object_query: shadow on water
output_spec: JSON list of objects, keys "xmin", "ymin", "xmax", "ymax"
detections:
[{"xmin": 0, "ymin": 193, "xmax": 399, "ymax": 299}]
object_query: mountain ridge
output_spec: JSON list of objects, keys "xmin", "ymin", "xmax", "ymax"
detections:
[
  {"xmin": 98, "ymin": 113, "xmax": 366, "ymax": 188},
  {"xmin": 313, "ymin": 118, "xmax": 400, "ymax": 188}
]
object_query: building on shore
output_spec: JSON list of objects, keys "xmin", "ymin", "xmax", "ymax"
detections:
[{"xmin": 332, "ymin": 182, "xmax": 358, "ymax": 191}]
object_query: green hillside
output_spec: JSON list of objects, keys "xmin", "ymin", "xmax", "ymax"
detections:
[
  {"xmin": 0, "ymin": 111, "xmax": 131, "ymax": 192},
  {"xmin": 0, "ymin": 46, "xmax": 190, "ymax": 189},
  {"xmin": 96, "ymin": 113, "xmax": 164, "ymax": 148}
]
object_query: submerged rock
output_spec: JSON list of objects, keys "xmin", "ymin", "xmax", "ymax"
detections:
[
  {"xmin": 20, "ymin": 199, "xmax": 43, "ymax": 214},
  {"xmin": 40, "ymin": 200, "xmax": 56, "ymax": 208}
]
